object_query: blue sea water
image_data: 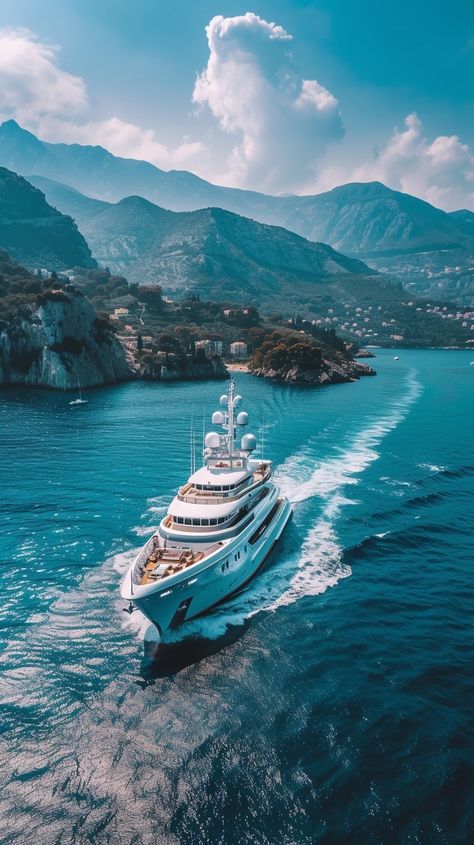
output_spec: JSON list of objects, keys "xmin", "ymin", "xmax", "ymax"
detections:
[{"xmin": 0, "ymin": 349, "xmax": 473, "ymax": 844}]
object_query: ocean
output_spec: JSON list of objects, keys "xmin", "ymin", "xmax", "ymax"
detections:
[{"xmin": 1, "ymin": 349, "xmax": 473, "ymax": 844}]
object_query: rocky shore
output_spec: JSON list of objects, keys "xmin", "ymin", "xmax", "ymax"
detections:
[
  {"xmin": 0, "ymin": 297, "xmax": 230, "ymax": 389},
  {"xmin": 131, "ymin": 350, "xmax": 228, "ymax": 382},
  {"xmin": 249, "ymin": 354, "xmax": 376, "ymax": 386},
  {"xmin": 0, "ymin": 290, "xmax": 374, "ymax": 391}
]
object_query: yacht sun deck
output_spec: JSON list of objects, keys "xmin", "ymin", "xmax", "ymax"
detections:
[
  {"xmin": 179, "ymin": 462, "xmax": 271, "ymax": 504},
  {"xmin": 138, "ymin": 540, "xmax": 223, "ymax": 585}
]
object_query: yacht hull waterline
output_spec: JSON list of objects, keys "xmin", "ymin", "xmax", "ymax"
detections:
[{"xmin": 121, "ymin": 380, "xmax": 292, "ymax": 636}]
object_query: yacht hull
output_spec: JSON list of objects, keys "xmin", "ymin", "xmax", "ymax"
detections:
[{"xmin": 122, "ymin": 497, "xmax": 291, "ymax": 637}]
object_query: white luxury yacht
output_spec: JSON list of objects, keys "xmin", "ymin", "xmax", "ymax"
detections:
[{"xmin": 121, "ymin": 379, "xmax": 292, "ymax": 636}]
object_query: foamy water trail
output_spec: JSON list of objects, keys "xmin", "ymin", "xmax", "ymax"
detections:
[
  {"xmin": 275, "ymin": 371, "xmax": 422, "ymax": 505},
  {"xmin": 269, "ymin": 370, "xmax": 422, "ymax": 609}
]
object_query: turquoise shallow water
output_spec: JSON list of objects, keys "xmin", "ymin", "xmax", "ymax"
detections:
[{"xmin": 1, "ymin": 349, "xmax": 473, "ymax": 844}]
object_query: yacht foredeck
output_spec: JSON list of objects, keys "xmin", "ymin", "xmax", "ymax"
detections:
[{"xmin": 139, "ymin": 542, "xmax": 223, "ymax": 585}]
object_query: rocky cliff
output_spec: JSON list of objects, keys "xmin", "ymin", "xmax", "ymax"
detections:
[{"xmin": 0, "ymin": 285, "xmax": 131, "ymax": 389}]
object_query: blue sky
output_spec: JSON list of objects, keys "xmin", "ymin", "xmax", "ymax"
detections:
[{"xmin": 0, "ymin": 0, "xmax": 473, "ymax": 208}]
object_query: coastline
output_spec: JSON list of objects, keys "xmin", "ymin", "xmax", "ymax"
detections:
[{"xmin": 225, "ymin": 362, "xmax": 250, "ymax": 372}]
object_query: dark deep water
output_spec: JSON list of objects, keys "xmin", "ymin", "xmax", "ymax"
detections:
[{"xmin": 1, "ymin": 349, "xmax": 473, "ymax": 844}]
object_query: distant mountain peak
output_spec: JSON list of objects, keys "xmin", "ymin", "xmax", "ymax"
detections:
[
  {"xmin": 0, "ymin": 119, "xmax": 42, "ymax": 142},
  {"xmin": 0, "ymin": 118, "xmax": 24, "ymax": 133}
]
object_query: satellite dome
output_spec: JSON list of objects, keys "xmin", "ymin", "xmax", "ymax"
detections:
[
  {"xmin": 233, "ymin": 394, "xmax": 243, "ymax": 407},
  {"xmin": 219, "ymin": 394, "xmax": 228, "ymax": 407},
  {"xmin": 241, "ymin": 433, "xmax": 257, "ymax": 452},
  {"xmin": 236, "ymin": 411, "xmax": 249, "ymax": 426},
  {"xmin": 212, "ymin": 411, "xmax": 224, "ymax": 425},
  {"xmin": 205, "ymin": 432, "xmax": 220, "ymax": 449}
]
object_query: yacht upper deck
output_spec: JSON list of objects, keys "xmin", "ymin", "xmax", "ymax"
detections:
[{"xmin": 178, "ymin": 462, "xmax": 271, "ymax": 504}]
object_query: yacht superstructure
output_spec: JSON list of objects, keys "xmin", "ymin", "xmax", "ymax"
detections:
[{"xmin": 120, "ymin": 379, "xmax": 292, "ymax": 636}]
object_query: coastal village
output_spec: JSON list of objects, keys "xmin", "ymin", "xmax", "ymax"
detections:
[{"xmin": 41, "ymin": 267, "xmax": 474, "ymax": 364}]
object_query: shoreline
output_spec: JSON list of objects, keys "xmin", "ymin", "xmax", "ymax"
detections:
[{"xmin": 225, "ymin": 361, "xmax": 250, "ymax": 372}]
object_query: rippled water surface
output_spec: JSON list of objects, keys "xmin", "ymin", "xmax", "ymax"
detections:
[{"xmin": 1, "ymin": 349, "xmax": 473, "ymax": 844}]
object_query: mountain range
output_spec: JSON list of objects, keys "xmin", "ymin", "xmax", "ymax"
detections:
[
  {"xmin": 0, "ymin": 167, "xmax": 96, "ymax": 271},
  {"xmin": 30, "ymin": 182, "xmax": 397, "ymax": 310},
  {"xmin": 1, "ymin": 120, "xmax": 473, "ymax": 304},
  {"xmin": 0, "ymin": 120, "xmax": 470, "ymax": 252}
]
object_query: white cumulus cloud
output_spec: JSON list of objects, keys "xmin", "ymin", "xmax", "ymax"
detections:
[
  {"xmin": 0, "ymin": 27, "xmax": 87, "ymax": 122},
  {"xmin": 352, "ymin": 113, "xmax": 474, "ymax": 211},
  {"xmin": 45, "ymin": 116, "xmax": 206, "ymax": 172},
  {"xmin": 193, "ymin": 12, "xmax": 343, "ymax": 192},
  {"xmin": 0, "ymin": 27, "xmax": 205, "ymax": 172}
]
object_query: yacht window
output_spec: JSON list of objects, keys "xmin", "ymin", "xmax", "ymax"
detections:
[
  {"xmin": 185, "ymin": 517, "xmax": 192, "ymax": 525},
  {"xmin": 210, "ymin": 518, "xmax": 218, "ymax": 526},
  {"xmin": 201, "ymin": 518, "xmax": 209, "ymax": 526}
]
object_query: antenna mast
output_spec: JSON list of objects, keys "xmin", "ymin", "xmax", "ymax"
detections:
[
  {"xmin": 190, "ymin": 408, "xmax": 195, "ymax": 476},
  {"xmin": 228, "ymin": 377, "xmax": 235, "ymax": 469}
]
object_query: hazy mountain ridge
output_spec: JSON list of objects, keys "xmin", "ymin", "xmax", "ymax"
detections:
[
  {"xmin": 4, "ymin": 120, "xmax": 471, "ymax": 255},
  {"xmin": 283, "ymin": 181, "xmax": 472, "ymax": 255},
  {"xmin": 4, "ymin": 121, "xmax": 472, "ymax": 304},
  {"xmin": 0, "ymin": 167, "xmax": 96, "ymax": 271},
  {"xmin": 60, "ymin": 193, "xmax": 393, "ymax": 310}
]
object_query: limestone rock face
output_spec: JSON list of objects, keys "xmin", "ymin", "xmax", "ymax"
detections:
[{"xmin": 0, "ymin": 288, "xmax": 131, "ymax": 388}]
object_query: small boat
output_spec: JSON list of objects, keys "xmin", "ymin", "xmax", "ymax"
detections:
[
  {"xmin": 69, "ymin": 376, "xmax": 88, "ymax": 406},
  {"xmin": 121, "ymin": 378, "xmax": 292, "ymax": 637},
  {"xmin": 394, "ymin": 356, "xmax": 400, "ymax": 361}
]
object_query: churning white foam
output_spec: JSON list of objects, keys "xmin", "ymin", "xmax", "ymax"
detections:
[{"xmin": 268, "ymin": 371, "xmax": 422, "ymax": 610}]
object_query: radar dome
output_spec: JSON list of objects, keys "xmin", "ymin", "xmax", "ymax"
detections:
[
  {"xmin": 219, "ymin": 394, "xmax": 228, "ymax": 407},
  {"xmin": 212, "ymin": 411, "xmax": 224, "ymax": 425},
  {"xmin": 233, "ymin": 394, "xmax": 243, "ymax": 407},
  {"xmin": 205, "ymin": 432, "xmax": 220, "ymax": 449},
  {"xmin": 241, "ymin": 433, "xmax": 257, "ymax": 452},
  {"xmin": 236, "ymin": 411, "xmax": 249, "ymax": 426}
]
